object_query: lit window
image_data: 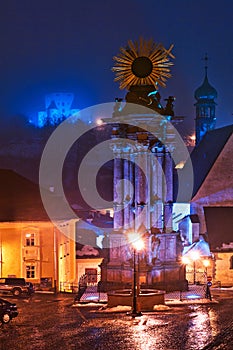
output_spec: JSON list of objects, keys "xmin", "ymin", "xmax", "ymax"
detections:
[
  {"xmin": 26, "ymin": 265, "xmax": 35, "ymax": 278},
  {"xmin": 25, "ymin": 233, "xmax": 35, "ymax": 246}
]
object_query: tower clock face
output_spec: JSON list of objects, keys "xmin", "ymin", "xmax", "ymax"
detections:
[
  {"xmin": 112, "ymin": 37, "xmax": 175, "ymax": 90},
  {"xmin": 131, "ymin": 56, "xmax": 153, "ymax": 78}
]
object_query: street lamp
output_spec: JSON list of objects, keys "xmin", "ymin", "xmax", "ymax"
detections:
[
  {"xmin": 128, "ymin": 233, "xmax": 144, "ymax": 318},
  {"xmin": 181, "ymin": 256, "xmax": 190, "ymax": 266},
  {"xmin": 203, "ymin": 259, "xmax": 210, "ymax": 274}
]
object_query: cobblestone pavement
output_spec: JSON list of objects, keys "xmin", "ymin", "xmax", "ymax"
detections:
[{"xmin": 0, "ymin": 289, "xmax": 232, "ymax": 350}]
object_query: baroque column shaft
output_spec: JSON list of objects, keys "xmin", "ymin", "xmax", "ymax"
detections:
[
  {"xmin": 155, "ymin": 152, "xmax": 164, "ymax": 230},
  {"xmin": 135, "ymin": 148, "xmax": 148, "ymax": 231},
  {"xmin": 113, "ymin": 156, "xmax": 123, "ymax": 229},
  {"xmin": 123, "ymin": 156, "xmax": 130, "ymax": 229},
  {"xmin": 163, "ymin": 149, "xmax": 173, "ymax": 232}
]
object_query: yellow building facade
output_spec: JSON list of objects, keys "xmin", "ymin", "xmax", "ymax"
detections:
[
  {"xmin": 0, "ymin": 219, "xmax": 77, "ymax": 292},
  {"xmin": 213, "ymin": 251, "xmax": 233, "ymax": 286}
]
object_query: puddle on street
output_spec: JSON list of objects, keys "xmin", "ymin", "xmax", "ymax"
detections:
[
  {"xmin": 127, "ymin": 315, "xmax": 171, "ymax": 350},
  {"xmin": 185, "ymin": 306, "xmax": 220, "ymax": 349}
]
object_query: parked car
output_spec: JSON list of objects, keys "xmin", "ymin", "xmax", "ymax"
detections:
[
  {"xmin": 0, "ymin": 298, "xmax": 18, "ymax": 324},
  {"xmin": 0, "ymin": 278, "xmax": 34, "ymax": 296}
]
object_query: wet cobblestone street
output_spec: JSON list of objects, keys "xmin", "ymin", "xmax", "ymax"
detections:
[{"xmin": 0, "ymin": 290, "xmax": 232, "ymax": 350}]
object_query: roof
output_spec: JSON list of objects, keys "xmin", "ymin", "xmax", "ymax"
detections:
[
  {"xmin": 0, "ymin": 169, "xmax": 51, "ymax": 221},
  {"xmin": 204, "ymin": 207, "xmax": 233, "ymax": 250},
  {"xmin": 190, "ymin": 124, "xmax": 233, "ymax": 197},
  {"xmin": 194, "ymin": 72, "xmax": 217, "ymax": 101},
  {"xmin": 183, "ymin": 235, "xmax": 211, "ymax": 257},
  {"xmin": 0, "ymin": 169, "xmax": 73, "ymax": 222},
  {"xmin": 76, "ymin": 244, "xmax": 101, "ymax": 258}
]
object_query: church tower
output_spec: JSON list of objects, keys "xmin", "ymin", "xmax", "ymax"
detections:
[{"xmin": 194, "ymin": 56, "xmax": 217, "ymax": 145}]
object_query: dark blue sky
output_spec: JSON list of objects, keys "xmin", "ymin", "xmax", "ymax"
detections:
[{"xmin": 0, "ymin": 0, "xmax": 232, "ymax": 134}]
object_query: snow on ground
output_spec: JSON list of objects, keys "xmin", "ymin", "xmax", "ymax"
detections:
[
  {"xmin": 165, "ymin": 298, "xmax": 219, "ymax": 305},
  {"xmin": 153, "ymin": 304, "xmax": 171, "ymax": 311},
  {"xmin": 97, "ymin": 305, "xmax": 132, "ymax": 313},
  {"xmin": 72, "ymin": 302, "xmax": 106, "ymax": 307}
]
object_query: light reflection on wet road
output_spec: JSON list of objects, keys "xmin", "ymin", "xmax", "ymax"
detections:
[
  {"xmin": 0, "ymin": 291, "xmax": 232, "ymax": 350},
  {"xmin": 123, "ymin": 306, "xmax": 218, "ymax": 350}
]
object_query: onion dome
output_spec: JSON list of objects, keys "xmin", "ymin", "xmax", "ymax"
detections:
[{"xmin": 195, "ymin": 68, "xmax": 217, "ymax": 101}]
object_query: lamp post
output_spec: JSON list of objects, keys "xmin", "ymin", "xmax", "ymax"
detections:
[
  {"xmin": 128, "ymin": 233, "xmax": 144, "ymax": 318},
  {"xmin": 180, "ymin": 256, "xmax": 190, "ymax": 300},
  {"xmin": 132, "ymin": 247, "xmax": 139, "ymax": 317},
  {"xmin": 190, "ymin": 251, "xmax": 200, "ymax": 285}
]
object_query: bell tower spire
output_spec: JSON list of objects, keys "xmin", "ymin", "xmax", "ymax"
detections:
[{"xmin": 194, "ymin": 54, "xmax": 217, "ymax": 145}]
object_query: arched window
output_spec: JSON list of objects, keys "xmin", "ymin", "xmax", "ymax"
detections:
[{"xmin": 230, "ymin": 256, "xmax": 233, "ymax": 269}]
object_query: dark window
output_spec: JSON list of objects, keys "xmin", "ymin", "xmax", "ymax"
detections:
[
  {"xmin": 26, "ymin": 266, "xmax": 35, "ymax": 278},
  {"xmin": 230, "ymin": 256, "xmax": 233, "ymax": 269}
]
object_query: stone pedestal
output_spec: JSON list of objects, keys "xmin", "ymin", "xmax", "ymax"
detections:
[{"xmin": 100, "ymin": 107, "xmax": 185, "ymax": 292}]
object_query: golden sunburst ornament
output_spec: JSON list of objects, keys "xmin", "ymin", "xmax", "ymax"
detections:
[{"xmin": 112, "ymin": 37, "xmax": 175, "ymax": 90}]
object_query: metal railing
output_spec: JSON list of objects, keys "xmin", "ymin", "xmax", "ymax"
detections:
[
  {"xmin": 60, "ymin": 274, "xmax": 210, "ymax": 303},
  {"xmin": 166, "ymin": 284, "xmax": 208, "ymax": 302},
  {"xmin": 60, "ymin": 273, "xmax": 107, "ymax": 302}
]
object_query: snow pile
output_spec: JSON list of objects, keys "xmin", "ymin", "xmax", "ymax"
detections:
[
  {"xmin": 98, "ymin": 305, "xmax": 131, "ymax": 313},
  {"xmin": 153, "ymin": 304, "xmax": 171, "ymax": 311}
]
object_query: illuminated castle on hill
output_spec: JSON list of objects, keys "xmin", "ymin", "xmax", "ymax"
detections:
[{"xmin": 34, "ymin": 92, "xmax": 79, "ymax": 127}]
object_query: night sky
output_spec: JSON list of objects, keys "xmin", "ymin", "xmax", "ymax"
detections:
[{"xmin": 0, "ymin": 0, "xmax": 233, "ymax": 135}]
